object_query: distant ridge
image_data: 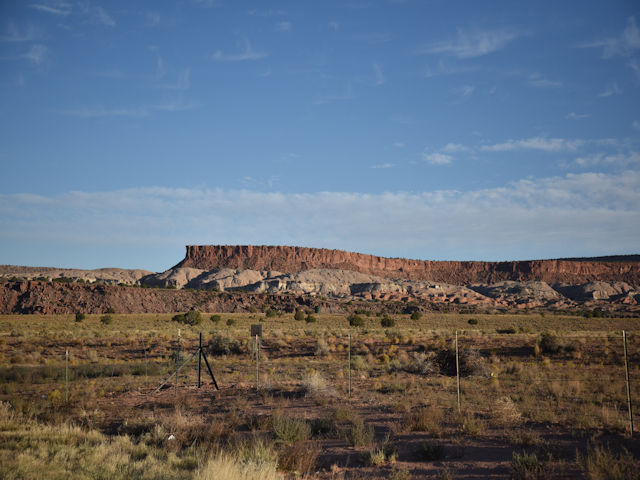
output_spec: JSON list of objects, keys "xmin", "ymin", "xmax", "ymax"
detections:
[{"xmin": 174, "ymin": 245, "xmax": 640, "ymax": 284}]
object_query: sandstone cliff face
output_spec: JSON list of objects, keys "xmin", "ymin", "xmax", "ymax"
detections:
[{"xmin": 175, "ymin": 245, "xmax": 640, "ymax": 285}]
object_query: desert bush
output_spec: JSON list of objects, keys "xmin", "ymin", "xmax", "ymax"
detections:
[
  {"xmin": 511, "ymin": 451, "xmax": 546, "ymax": 480},
  {"xmin": 496, "ymin": 327, "xmax": 517, "ymax": 334},
  {"xmin": 404, "ymin": 352, "xmax": 437, "ymax": 375},
  {"xmin": 210, "ymin": 314, "xmax": 222, "ymax": 323},
  {"xmin": 351, "ymin": 355, "xmax": 370, "ymax": 371},
  {"xmin": 209, "ymin": 335, "xmax": 246, "ymax": 356},
  {"xmin": 436, "ymin": 347, "xmax": 489, "ymax": 377},
  {"xmin": 491, "ymin": 396, "xmax": 522, "ymax": 427},
  {"xmin": 172, "ymin": 310, "xmax": 202, "ymax": 326},
  {"xmin": 346, "ymin": 417, "xmax": 375, "ymax": 447},
  {"xmin": 100, "ymin": 314, "xmax": 112, "ymax": 325},
  {"xmin": 226, "ymin": 318, "xmax": 235, "ymax": 326},
  {"xmin": 305, "ymin": 314, "xmax": 316, "ymax": 323},
  {"xmin": 315, "ymin": 338, "xmax": 330, "ymax": 356},
  {"xmin": 277, "ymin": 441, "xmax": 320, "ymax": 474},
  {"xmin": 410, "ymin": 311, "xmax": 422, "ymax": 320},
  {"xmin": 468, "ymin": 318, "xmax": 478, "ymax": 325},
  {"xmin": 75, "ymin": 313, "xmax": 85, "ymax": 322},
  {"xmin": 388, "ymin": 467, "xmax": 411, "ymax": 480},
  {"xmin": 302, "ymin": 372, "xmax": 335, "ymax": 400},
  {"xmin": 381, "ymin": 316, "xmax": 396, "ymax": 328},
  {"xmin": 294, "ymin": 310, "xmax": 305, "ymax": 321},
  {"xmin": 579, "ymin": 444, "xmax": 639, "ymax": 480},
  {"xmin": 106, "ymin": 307, "xmax": 115, "ymax": 314},
  {"xmin": 348, "ymin": 314, "xmax": 365, "ymax": 327},
  {"xmin": 537, "ymin": 332, "xmax": 562, "ymax": 354},
  {"xmin": 265, "ymin": 309, "xmax": 277, "ymax": 318},
  {"xmin": 404, "ymin": 408, "xmax": 444, "ymax": 437},
  {"xmin": 272, "ymin": 411, "xmax": 311, "ymax": 443}
]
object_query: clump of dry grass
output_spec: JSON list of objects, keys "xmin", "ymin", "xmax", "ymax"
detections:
[
  {"xmin": 491, "ymin": 396, "xmax": 522, "ymax": 427},
  {"xmin": 404, "ymin": 407, "xmax": 445, "ymax": 437},
  {"xmin": 579, "ymin": 444, "xmax": 639, "ymax": 480},
  {"xmin": 277, "ymin": 441, "xmax": 320, "ymax": 474}
]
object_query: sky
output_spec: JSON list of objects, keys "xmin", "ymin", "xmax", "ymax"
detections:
[{"xmin": 0, "ymin": 0, "xmax": 639, "ymax": 272}]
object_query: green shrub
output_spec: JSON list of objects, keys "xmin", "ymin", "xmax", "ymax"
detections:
[
  {"xmin": 226, "ymin": 318, "xmax": 236, "ymax": 326},
  {"xmin": 75, "ymin": 313, "xmax": 85, "ymax": 322},
  {"xmin": 497, "ymin": 327, "xmax": 517, "ymax": 334},
  {"xmin": 468, "ymin": 318, "xmax": 478, "ymax": 325},
  {"xmin": 305, "ymin": 314, "xmax": 317, "ymax": 323},
  {"xmin": 381, "ymin": 316, "xmax": 396, "ymax": 328},
  {"xmin": 537, "ymin": 332, "xmax": 563, "ymax": 354},
  {"xmin": 265, "ymin": 309, "xmax": 277, "ymax": 318},
  {"xmin": 208, "ymin": 335, "xmax": 246, "ymax": 356},
  {"xmin": 100, "ymin": 314, "xmax": 112, "ymax": 325},
  {"xmin": 272, "ymin": 412, "xmax": 311, "ymax": 443},
  {"xmin": 172, "ymin": 310, "xmax": 202, "ymax": 326},
  {"xmin": 410, "ymin": 311, "xmax": 422, "ymax": 320},
  {"xmin": 210, "ymin": 314, "xmax": 222, "ymax": 323},
  {"xmin": 348, "ymin": 314, "xmax": 364, "ymax": 327},
  {"xmin": 294, "ymin": 310, "xmax": 305, "ymax": 321},
  {"xmin": 106, "ymin": 307, "xmax": 115, "ymax": 314},
  {"xmin": 346, "ymin": 418, "xmax": 375, "ymax": 447}
]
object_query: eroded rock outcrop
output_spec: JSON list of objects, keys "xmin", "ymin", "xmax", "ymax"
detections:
[{"xmin": 175, "ymin": 245, "xmax": 640, "ymax": 284}]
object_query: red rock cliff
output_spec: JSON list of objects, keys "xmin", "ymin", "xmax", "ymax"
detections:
[{"xmin": 174, "ymin": 245, "xmax": 640, "ymax": 285}]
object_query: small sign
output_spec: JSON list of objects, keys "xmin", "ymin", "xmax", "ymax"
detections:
[{"xmin": 251, "ymin": 324, "xmax": 263, "ymax": 337}]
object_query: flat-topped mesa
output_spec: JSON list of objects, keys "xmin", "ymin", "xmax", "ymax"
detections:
[{"xmin": 173, "ymin": 245, "xmax": 640, "ymax": 285}]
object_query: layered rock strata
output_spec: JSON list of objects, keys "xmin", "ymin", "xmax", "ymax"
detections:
[{"xmin": 175, "ymin": 245, "xmax": 640, "ymax": 284}]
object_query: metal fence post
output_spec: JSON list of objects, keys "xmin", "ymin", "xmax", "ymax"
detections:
[{"xmin": 455, "ymin": 331, "xmax": 461, "ymax": 412}]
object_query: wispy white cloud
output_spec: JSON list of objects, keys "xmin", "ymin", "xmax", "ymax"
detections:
[
  {"xmin": 451, "ymin": 84, "xmax": 474, "ymax": 102},
  {"xmin": 527, "ymin": 72, "xmax": 562, "ymax": 88},
  {"xmin": 92, "ymin": 6, "xmax": 116, "ymax": 27},
  {"xmin": 373, "ymin": 63, "xmax": 385, "ymax": 85},
  {"xmin": 633, "ymin": 120, "xmax": 640, "ymax": 131},
  {"xmin": 2, "ymin": 172, "xmax": 638, "ymax": 265},
  {"xmin": 25, "ymin": 44, "xmax": 47, "ymax": 65},
  {"xmin": 441, "ymin": 143, "xmax": 469, "ymax": 153},
  {"xmin": 275, "ymin": 21, "xmax": 291, "ymax": 32},
  {"xmin": 581, "ymin": 16, "xmax": 640, "ymax": 58},
  {"xmin": 419, "ymin": 28, "xmax": 520, "ymax": 59},
  {"xmin": 392, "ymin": 142, "xmax": 405, "ymax": 148},
  {"xmin": 481, "ymin": 137, "xmax": 584, "ymax": 152},
  {"xmin": 328, "ymin": 21, "xmax": 340, "ymax": 32},
  {"xmin": 598, "ymin": 81, "xmax": 622, "ymax": 97},
  {"xmin": 211, "ymin": 38, "xmax": 268, "ymax": 61},
  {"xmin": 423, "ymin": 152, "xmax": 453, "ymax": 165},
  {"xmin": 575, "ymin": 151, "xmax": 640, "ymax": 168},
  {"xmin": 29, "ymin": 3, "xmax": 72, "ymax": 16},
  {"xmin": 371, "ymin": 163, "xmax": 394, "ymax": 169},
  {"xmin": 567, "ymin": 112, "xmax": 589, "ymax": 120}
]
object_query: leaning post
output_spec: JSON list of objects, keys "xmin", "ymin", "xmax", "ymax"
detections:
[{"xmin": 624, "ymin": 330, "xmax": 634, "ymax": 436}]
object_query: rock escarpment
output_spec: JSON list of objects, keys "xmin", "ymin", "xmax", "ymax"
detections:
[{"xmin": 175, "ymin": 245, "xmax": 640, "ymax": 285}]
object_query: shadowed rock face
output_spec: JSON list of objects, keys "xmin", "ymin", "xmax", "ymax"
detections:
[{"xmin": 175, "ymin": 245, "xmax": 640, "ymax": 285}]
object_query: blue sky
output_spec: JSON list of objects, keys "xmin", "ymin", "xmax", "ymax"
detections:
[{"xmin": 1, "ymin": 1, "xmax": 639, "ymax": 271}]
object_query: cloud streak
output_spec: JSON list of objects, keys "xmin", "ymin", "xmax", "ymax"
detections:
[
  {"xmin": 1, "ymin": 172, "xmax": 639, "ymax": 268},
  {"xmin": 420, "ymin": 28, "xmax": 520, "ymax": 59},
  {"xmin": 211, "ymin": 38, "xmax": 268, "ymax": 61}
]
